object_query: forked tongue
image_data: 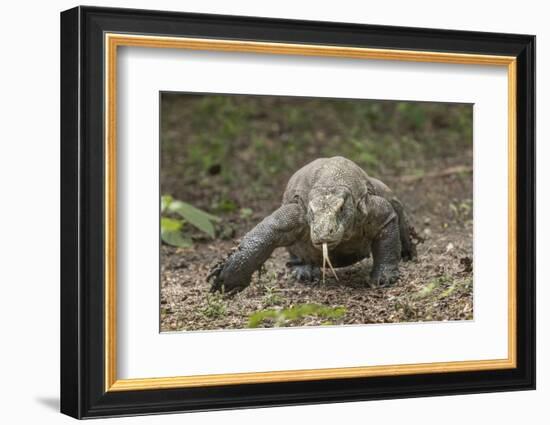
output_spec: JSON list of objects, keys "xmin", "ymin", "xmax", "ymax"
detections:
[{"xmin": 322, "ymin": 243, "xmax": 339, "ymax": 284}]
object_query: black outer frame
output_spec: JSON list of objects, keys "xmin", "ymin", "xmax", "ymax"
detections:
[{"xmin": 60, "ymin": 5, "xmax": 535, "ymax": 419}]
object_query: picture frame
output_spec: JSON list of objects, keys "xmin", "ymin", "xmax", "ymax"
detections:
[{"xmin": 60, "ymin": 5, "xmax": 535, "ymax": 419}]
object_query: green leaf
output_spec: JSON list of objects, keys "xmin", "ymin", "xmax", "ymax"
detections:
[
  {"xmin": 161, "ymin": 217, "xmax": 182, "ymax": 232},
  {"xmin": 170, "ymin": 200, "xmax": 221, "ymax": 222},
  {"xmin": 168, "ymin": 201, "xmax": 220, "ymax": 238},
  {"xmin": 160, "ymin": 217, "xmax": 192, "ymax": 248},
  {"xmin": 161, "ymin": 230, "xmax": 193, "ymax": 248},
  {"xmin": 161, "ymin": 195, "xmax": 173, "ymax": 213},
  {"xmin": 247, "ymin": 304, "xmax": 347, "ymax": 328},
  {"xmin": 248, "ymin": 310, "xmax": 279, "ymax": 328}
]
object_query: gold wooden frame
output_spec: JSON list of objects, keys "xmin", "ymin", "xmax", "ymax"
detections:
[{"xmin": 104, "ymin": 33, "xmax": 517, "ymax": 392}]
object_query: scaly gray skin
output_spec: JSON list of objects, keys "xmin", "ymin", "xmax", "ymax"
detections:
[{"xmin": 208, "ymin": 156, "xmax": 417, "ymax": 292}]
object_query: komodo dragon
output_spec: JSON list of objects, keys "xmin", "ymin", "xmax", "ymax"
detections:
[{"xmin": 208, "ymin": 156, "xmax": 417, "ymax": 292}]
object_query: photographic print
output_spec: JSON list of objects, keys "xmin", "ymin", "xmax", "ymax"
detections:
[
  {"xmin": 160, "ymin": 93, "xmax": 474, "ymax": 331},
  {"xmin": 61, "ymin": 7, "xmax": 535, "ymax": 417}
]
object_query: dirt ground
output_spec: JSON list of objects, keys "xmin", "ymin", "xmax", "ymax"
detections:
[
  {"xmin": 160, "ymin": 169, "xmax": 473, "ymax": 332},
  {"xmin": 159, "ymin": 94, "xmax": 473, "ymax": 332}
]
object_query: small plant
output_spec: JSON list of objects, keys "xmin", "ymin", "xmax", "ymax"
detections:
[
  {"xmin": 239, "ymin": 207, "xmax": 253, "ymax": 220},
  {"xmin": 262, "ymin": 285, "xmax": 283, "ymax": 307},
  {"xmin": 212, "ymin": 196, "xmax": 238, "ymax": 213},
  {"xmin": 413, "ymin": 275, "xmax": 451, "ymax": 300},
  {"xmin": 161, "ymin": 195, "xmax": 221, "ymax": 248},
  {"xmin": 439, "ymin": 276, "xmax": 473, "ymax": 299},
  {"xmin": 248, "ymin": 303, "xmax": 347, "ymax": 328},
  {"xmin": 449, "ymin": 199, "xmax": 473, "ymax": 222},
  {"xmin": 201, "ymin": 293, "xmax": 227, "ymax": 319}
]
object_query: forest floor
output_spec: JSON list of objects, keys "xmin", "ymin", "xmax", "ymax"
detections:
[{"xmin": 160, "ymin": 166, "xmax": 473, "ymax": 332}]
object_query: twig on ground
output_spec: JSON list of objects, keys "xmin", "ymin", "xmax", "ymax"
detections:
[{"xmin": 395, "ymin": 165, "xmax": 473, "ymax": 183}]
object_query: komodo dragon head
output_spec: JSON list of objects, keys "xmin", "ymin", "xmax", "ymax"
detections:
[
  {"xmin": 305, "ymin": 185, "xmax": 361, "ymax": 282},
  {"xmin": 306, "ymin": 186, "xmax": 357, "ymax": 250}
]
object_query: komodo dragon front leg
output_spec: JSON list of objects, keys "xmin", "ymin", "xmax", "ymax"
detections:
[
  {"xmin": 362, "ymin": 195, "xmax": 401, "ymax": 288},
  {"xmin": 208, "ymin": 203, "xmax": 306, "ymax": 292}
]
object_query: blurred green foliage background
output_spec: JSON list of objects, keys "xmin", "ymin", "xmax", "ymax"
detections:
[{"xmin": 161, "ymin": 93, "xmax": 472, "ymax": 216}]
